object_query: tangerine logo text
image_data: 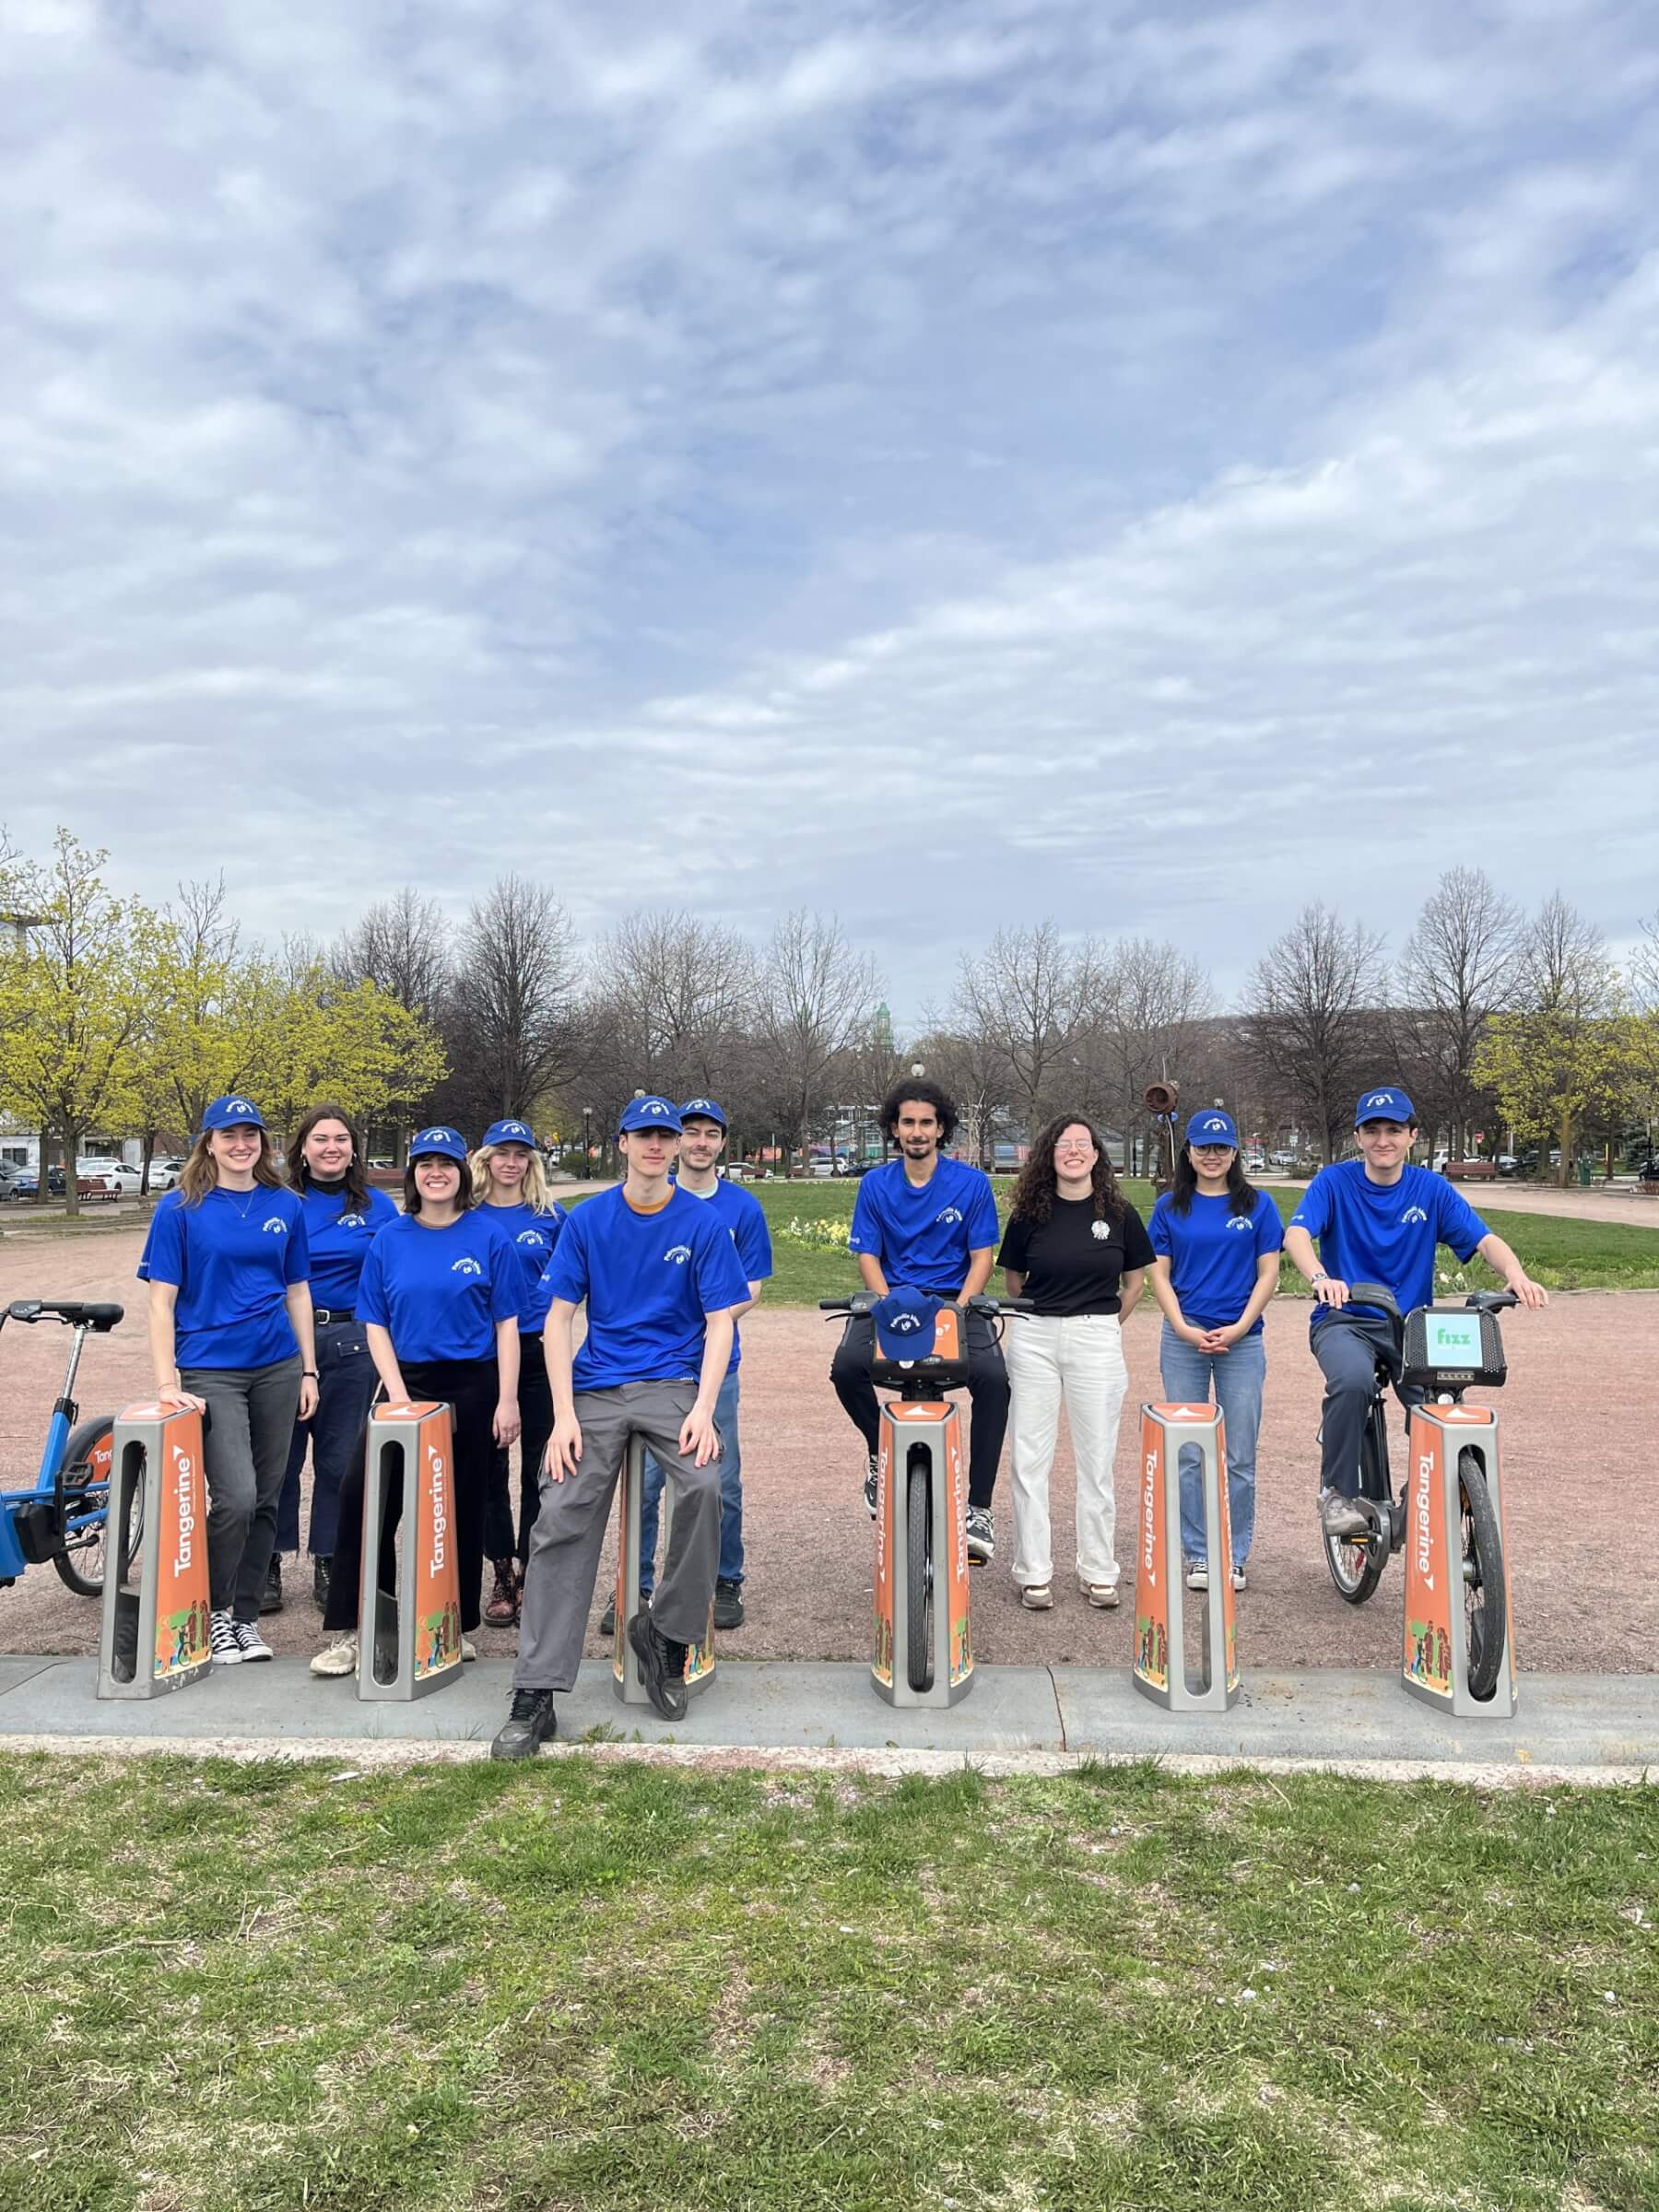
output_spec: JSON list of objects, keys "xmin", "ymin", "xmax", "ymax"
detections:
[
  {"xmin": 171, "ymin": 1445, "xmax": 198, "ymax": 1576},
  {"xmin": 1414, "ymin": 1452, "xmax": 1435, "ymax": 1587},
  {"xmin": 428, "ymin": 1446, "xmax": 450, "ymax": 1572}
]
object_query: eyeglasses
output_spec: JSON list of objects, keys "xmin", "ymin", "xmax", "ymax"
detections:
[
  {"xmin": 1190, "ymin": 1146, "xmax": 1234, "ymax": 1159},
  {"xmin": 1054, "ymin": 1142, "xmax": 1095, "ymax": 1156}
]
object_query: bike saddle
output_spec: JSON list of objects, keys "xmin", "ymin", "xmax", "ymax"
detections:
[{"xmin": 12, "ymin": 1300, "xmax": 125, "ymax": 1331}]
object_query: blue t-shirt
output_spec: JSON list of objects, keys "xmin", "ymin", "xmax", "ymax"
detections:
[
  {"xmin": 299, "ymin": 1184, "xmax": 400, "ymax": 1312},
  {"xmin": 545, "ymin": 1183, "xmax": 752, "ymax": 1392},
  {"xmin": 355, "ymin": 1211, "xmax": 522, "ymax": 1363},
  {"xmin": 139, "ymin": 1185, "xmax": 310, "ymax": 1371},
  {"xmin": 676, "ymin": 1176, "xmax": 773, "ymax": 1371},
  {"xmin": 848, "ymin": 1158, "xmax": 1000, "ymax": 1294},
  {"xmin": 1147, "ymin": 1188, "xmax": 1284, "ymax": 1334},
  {"xmin": 477, "ymin": 1200, "xmax": 568, "ymax": 1335},
  {"xmin": 1289, "ymin": 1160, "xmax": 1488, "ymax": 1327}
]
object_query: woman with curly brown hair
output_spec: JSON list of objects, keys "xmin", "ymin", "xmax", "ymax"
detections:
[{"xmin": 996, "ymin": 1113, "xmax": 1154, "ymax": 1612}]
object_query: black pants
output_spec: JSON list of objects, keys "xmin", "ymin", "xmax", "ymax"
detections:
[
  {"xmin": 324, "ymin": 1358, "xmax": 498, "ymax": 1635},
  {"xmin": 1312, "ymin": 1312, "xmax": 1422, "ymax": 1498},
  {"xmin": 830, "ymin": 1307, "xmax": 1010, "ymax": 1510},
  {"xmin": 484, "ymin": 1332, "xmax": 553, "ymax": 1564}
]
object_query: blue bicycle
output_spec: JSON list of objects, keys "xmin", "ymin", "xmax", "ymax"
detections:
[{"xmin": 0, "ymin": 1298, "xmax": 132, "ymax": 1598}]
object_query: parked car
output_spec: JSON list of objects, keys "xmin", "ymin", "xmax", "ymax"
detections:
[
  {"xmin": 1496, "ymin": 1155, "xmax": 1520, "ymax": 1177},
  {"xmin": 12, "ymin": 1165, "xmax": 66, "ymax": 1198},
  {"xmin": 147, "ymin": 1158, "xmax": 185, "ymax": 1191},
  {"xmin": 79, "ymin": 1159, "xmax": 141, "ymax": 1196},
  {"xmin": 723, "ymin": 1162, "xmax": 758, "ymax": 1182}
]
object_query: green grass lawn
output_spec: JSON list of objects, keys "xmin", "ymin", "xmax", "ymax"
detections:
[
  {"xmin": 2, "ymin": 1754, "xmax": 1653, "ymax": 2211},
  {"xmin": 554, "ymin": 1175, "xmax": 1659, "ymax": 1303}
]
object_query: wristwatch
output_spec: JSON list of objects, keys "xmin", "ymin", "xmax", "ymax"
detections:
[{"xmin": 1310, "ymin": 1272, "xmax": 1328, "ymax": 1285}]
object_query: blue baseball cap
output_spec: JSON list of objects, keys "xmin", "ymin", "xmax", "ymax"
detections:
[
  {"xmin": 1355, "ymin": 1087, "xmax": 1417, "ymax": 1127},
  {"xmin": 1185, "ymin": 1110, "xmax": 1239, "ymax": 1150},
  {"xmin": 872, "ymin": 1286, "xmax": 943, "ymax": 1362},
  {"xmin": 678, "ymin": 1097, "xmax": 727, "ymax": 1129},
  {"xmin": 201, "ymin": 1095, "xmax": 266, "ymax": 1134},
  {"xmin": 481, "ymin": 1118, "xmax": 537, "ymax": 1149},
  {"xmin": 408, "ymin": 1124, "xmax": 468, "ymax": 1164},
  {"xmin": 618, "ymin": 1095, "xmax": 683, "ymax": 1135}
]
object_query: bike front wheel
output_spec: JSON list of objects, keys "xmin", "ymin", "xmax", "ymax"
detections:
[
  {"xmin": 906, "ymin": 1452, "xmax": 934, "ymax": 1695},
  {"xmin": 53, "ymin": 1417, "xmax": 135, "ymax": 1598},
  {"xmin": 1458, "ymin": 1450, "xmax": 1507, "ymax": 1701},
  {"xmin": 1322, "ymin": 1395, "xmax": 1389, "ymax": 1606}
]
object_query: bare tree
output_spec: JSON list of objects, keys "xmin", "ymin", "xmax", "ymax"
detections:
[
  {"xmin": 951, "ymin": 922, "xmax": 1101, "ymax": 1135},
  {"xmin": 449, "ymin": 876, "xmax": 581, "ymax": 1127},
  {"xmin": 1243, "ymin": 904, "xmax": 1389, "ymax": 1162},
  {"xmin": 1397, "ymin": 867, "xmax": 1521, "ymax": 1157},
  {"xmin": 751, "ymin": 911, "xmax": 879, "ymax": 1164},
  {"xmin": 599, "ymin": 909, "xmax": 753, "ymax": 1097},
  {"xmin": 334, "ymin": 886, "xmax": 451, "ymax": 1020},
  {"xmin": 910, "ymin": 1011, "xmax": 1010, "ymax": 1170},
  {"xmin": 1081, "ymin": 938, "xmax": 1212, "ymax": 1173}
]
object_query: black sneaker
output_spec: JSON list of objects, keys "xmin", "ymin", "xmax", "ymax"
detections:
[
  {"xmin": 864, "ymin": 1453, "xmax": 880, "ymax": 1517},
  {"xmin": 713, "ymin": 1578, "xmax": 745, "ymax": 1630},
  {"xmin": 628, "ymin": 1609, "xmax": 688, "ymax": 1723},
  {"xmin": 260, "ymin": 1556, "xmax": 284, "ymax": 1615},
  {"xmin": 965, "ymin": 1505, "xmax": 995, "ymax": 1564},
  {"xmin": 490, "ymin": 1688, "xmax": 558, "ymax": 1761},
  {"xmin": 312, "ymin": 1555, "xmax": 332, "ymax": 1611},
  {"xmin": 598, "ymin": 1594, "xmax": 617, "ymax": 1637}
]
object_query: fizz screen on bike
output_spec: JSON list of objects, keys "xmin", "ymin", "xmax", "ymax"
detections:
[{"xmin": 1401, "ymin": 1305, "xmax": 1507, "ymax": 1391}]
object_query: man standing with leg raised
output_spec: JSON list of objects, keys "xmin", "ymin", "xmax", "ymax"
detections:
[
  {"xmin": 601, "ymin": 1098, "xmax": 771, "ymax": 1635},
  {"xmin": 491, "ymin": 1096, "xmax": 750, "ymax": 1758},
  {"xmin": 831, "ymin": 1077, "xmax": 1007, "ymax": 1561}
]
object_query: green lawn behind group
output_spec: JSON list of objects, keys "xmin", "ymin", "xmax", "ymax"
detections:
[
  {"xmin": 2, "ymin": 1754, "xmax": 1653, "ymax": 2212},
  {"xmin": 559, "ymin": 1176, "xmax": 1659, "ymax": 1303}
]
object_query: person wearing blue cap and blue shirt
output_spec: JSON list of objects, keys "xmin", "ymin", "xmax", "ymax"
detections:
[
  {"xmin": 600, "ymin": 1099, "xmax": 771, "ymax": 1635},
  {"xmin": 1283, "ymin": 1088, "xmax": 1547, "ymax": 1540},
  {"xmin": 834, "ymin": 1077, "xmax": 1007, "ymax": 1561},
  {"xmin": 492, "ymin": 1096, "xmax": 751, "ymax": 1756},
  {"xmin": 311, "ymin": 1127, "xmax": 522, "ymax": 1676},
  {"xmin": 138, "ymin": 1096, "xmax": 317, "ymax": 1667},
  {"xmin": 1147, "ymin": 1111, "xmax": 1283, "ymax": 1593},
  {"xmin": 471, "ymin": 1118, "xmax": 568, "ymax": 1630}
]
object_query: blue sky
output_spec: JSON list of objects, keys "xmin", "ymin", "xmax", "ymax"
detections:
[{"xmin": 6, "ymin": 0, "xmax": 1657, "ymax": 1018}]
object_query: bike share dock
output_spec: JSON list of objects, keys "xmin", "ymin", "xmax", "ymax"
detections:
[{"xmin": 1, "ymin": 1654, "xmax": 1654, "ymax": 1777}]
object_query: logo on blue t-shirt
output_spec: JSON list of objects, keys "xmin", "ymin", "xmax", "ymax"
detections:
[
  {"xmin": 338, "ymin": 1212, "xmax": 367, "ymax": 1229},
  {"xmin": 262, "ymin": 1218, "xmax": 288, "ymax": 1235},
  {"xmin": 1401, "ymin": 1205, "xmax": 1428, "ymax": 1223},
  {"xmin": 451, "ymin": 1255, "xmax": 482, "ymax": 1276},
  {"xmin": 515, "ymin": 1229, "xmax": 544, "ymax": 1245},
  {"xmin": 664, "ymin": 1243, "xmax": 692, "ymax": 1265},
  {"xmin": 935, "ymin": 1206, "xmax": 963, "ymax": 1225}
]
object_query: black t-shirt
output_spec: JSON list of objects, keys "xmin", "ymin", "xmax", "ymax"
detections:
[{"xmin": 996, "ymin": 1197, "xmax": 1156, "ymax": 1317}]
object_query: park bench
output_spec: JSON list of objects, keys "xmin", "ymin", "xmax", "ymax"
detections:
[{"xmin": 1445, "ymin": 1160, "xmax": 1498, "ymax": 1182}]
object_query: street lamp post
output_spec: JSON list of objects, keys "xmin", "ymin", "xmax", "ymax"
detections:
[{"xmin": 582, "ymin": 1106, "xmax": 593, "ymax": 1180}]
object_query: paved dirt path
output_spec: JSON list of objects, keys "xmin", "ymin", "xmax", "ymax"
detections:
[{"xmin": 3, "ymin": 1230, "xmax": 1653, "ymax": 1676}]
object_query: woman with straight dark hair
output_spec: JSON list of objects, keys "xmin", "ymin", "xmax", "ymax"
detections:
[
  {"xmin": 471, "ymin": 1117, "xmax": 566, "ymax": 1628},
  {"xmin": 311, "ymin": 1125, "xmax": 521, "ymax": 1677},
  {"xmin": 1147, "ymin": 1110, "xmax": 1282, "ymax": 1591},
  {"xmin": 139, "ymin": 1095, "xmax": 317, "ymax": 1666},
  {"xmin": 996, "ymin": 1112, "xmax": 1153, "ymax": 1611},
  {"xmin": 268, "ymin": 1104, "xmax": 398, "ymax": 1613}
]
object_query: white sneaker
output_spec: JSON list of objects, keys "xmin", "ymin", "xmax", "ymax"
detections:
[
  {"xmin": 1230, "ymin": 1564, "xmax": 1248, "ymax": 1592},
  {"xmin": 310, "ymin": 1635, "xmax": 359, "ymax": 1678},
  {"xmin": 209, "ymin": 1609, "xmax": 243, "ymax": 1666},
  {"xmin": 1020, "ymin": 1583, "xmax": 1053, "ymax": 1610},
  {"xmin": 1319, "ymin": 1488, "xmax": 1369, "ymax": 1539},
  {"xmin": 461, "ymin": 1637, "xmax": 479, "ymax": 1662},
  {"xmin": 1185, "ymin": 1560, "xmax": 1209, "ymax": 1592},
  {"xmin": 1081, "ymin": 1580, "xmax": 1120, "ymax": 1610},
  {"xmin": 232, "ymin": 1619, "xmax": 274, "ymax": 1662}
]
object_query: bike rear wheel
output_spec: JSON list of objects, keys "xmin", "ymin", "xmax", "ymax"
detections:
[
  {"xmin": 1322, "ymin": 1395, "xmax": 1389, "ymax": 1606},
  {"xmin": 906, "ymin": 1450, "xmax": 934, "ymax": 1695},
  {"xmin": 53, "ymin": 1416, "xmax": 135, "ymax": 1598},
  {"xmin": 1457, "ymin": 1449, "xmax": 1506, "ymax": 1701}
]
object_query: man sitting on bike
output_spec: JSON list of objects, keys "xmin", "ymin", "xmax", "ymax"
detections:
[
  {"xmin": 832, "ymin": 1078, "xmax": 1007, "ymax": 1561},
  {"xmin": 1283, "ymin": 1088, "xmax": 1547, "ymax": 1540}
]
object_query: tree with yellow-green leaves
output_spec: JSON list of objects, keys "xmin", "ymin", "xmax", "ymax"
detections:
[
  {"xmin": 0, "ymin": 830, "xmax": 164, "ymax": 1217},
  {"xmin": 1470, "ymin": 893, "xmax": 1631, "ymax": 1184}
]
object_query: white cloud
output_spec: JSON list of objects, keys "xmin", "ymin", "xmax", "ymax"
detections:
[{"xmin": 2, "ymin": 0, "xmax": 1656, "ymax": 1014}]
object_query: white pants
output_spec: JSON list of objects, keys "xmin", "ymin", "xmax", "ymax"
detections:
[{"xmin": 1004, "ymin": 1312, "xmax": 1129, "ymax": 1589}]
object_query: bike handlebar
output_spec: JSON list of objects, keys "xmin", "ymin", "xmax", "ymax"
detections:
[{"xmin": 818, "ymin": 1293, "xmax": 1034, "ymax": 1315}]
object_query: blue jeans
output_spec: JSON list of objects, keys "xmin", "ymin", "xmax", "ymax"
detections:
[
  {"xmin": 640, "ymin": 1367, "xmax": 742, "ymax": 1594},
  {"xmin": 276, "ymin": 1320, "xmax": 381, "ymax": 1558},
  {"xmin": 1158, "ymin": 1321, "xmax": 1265, "ymax": 1565}
]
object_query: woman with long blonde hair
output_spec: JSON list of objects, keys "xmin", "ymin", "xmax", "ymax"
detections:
[
  {"xmin": 139, "ymin": 1095, "xmax": 317, "ymax": 1666},
  {"xmin": 471, "ymin": 1118, "xmax": 566, "ymax": 1627}
]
